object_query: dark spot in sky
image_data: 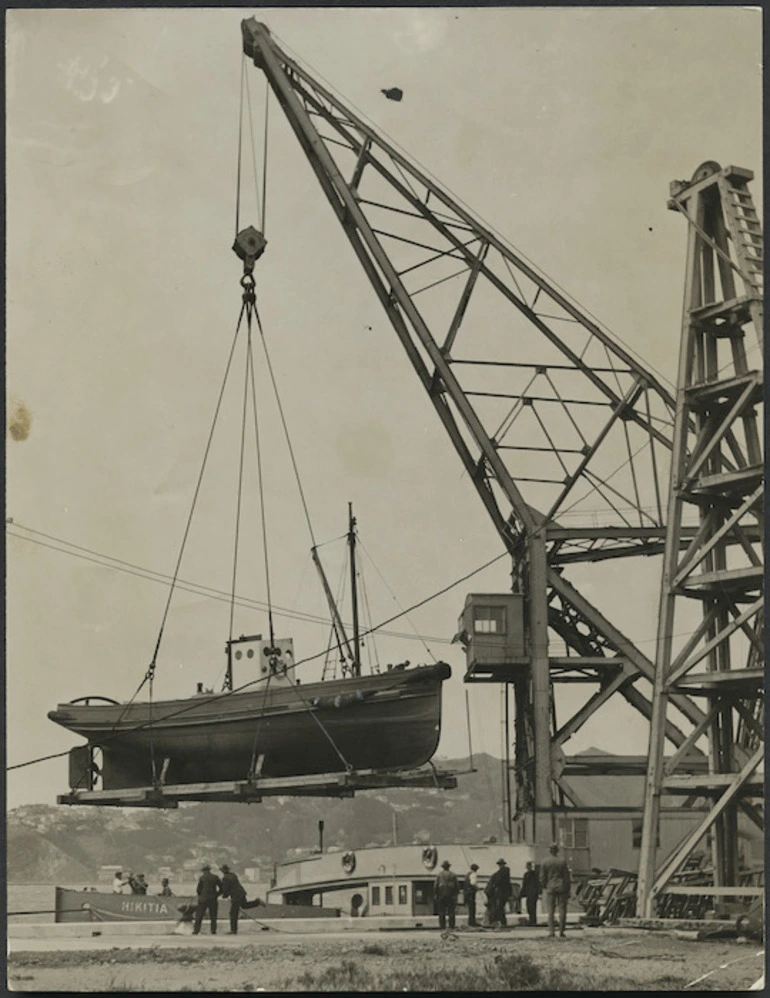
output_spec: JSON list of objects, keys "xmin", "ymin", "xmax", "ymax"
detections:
[
  {"xmin": 648, "ymin": 227, "xmax": 654, "ymax": 232},
  {"xmin": 8, "ymin": 400, "xmax": 32, "ymax": 441},
  {"xmin": 381, "ymin": 88, "xmax": 403, "ymax": 102}
]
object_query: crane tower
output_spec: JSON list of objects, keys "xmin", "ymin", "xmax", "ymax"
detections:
[{"xmin": 637, "ymin": 163, "xmax": 764, "ymax": 916}]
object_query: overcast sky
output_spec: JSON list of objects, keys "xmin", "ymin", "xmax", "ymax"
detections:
[{"xmin": 6, "ymin": 6, "xmax": 762, "ymax": 810}]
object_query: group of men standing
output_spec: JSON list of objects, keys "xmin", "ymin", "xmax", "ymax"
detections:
[
  {"xmin": 191, "ymin": 863, "xmax": 262, "ymax": 935},
  {"xmin": 432, "ymin": 843, "xmax": 571, "ymax": 937}
]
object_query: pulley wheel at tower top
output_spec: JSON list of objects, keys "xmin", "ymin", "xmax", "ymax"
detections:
[{"xmin": 691, "ymin": 161, "xmax": 721, "ymax": 182}]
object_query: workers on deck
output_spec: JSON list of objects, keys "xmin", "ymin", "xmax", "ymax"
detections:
[
  {"xmin": 485, "ymin": 858, "xmax": 513, "ymax": 927},
  {"xmin": 434, "ymin": 859, "xmax": 460, "ymax": 930},
  {"xmin": 520, "ymin": 861, "xmax": 541, "ymax": 926},
  {"xmin": 159, "ymin": 877, "xmax": 173, "ymax": 897},
  {"xmin": 463, "ymin": 863, "xmax": 480, "ymax": 927},
  {"xmin": 193, "ymin": 863, "xmax": 223, "ymax": 935},
  {"xmin": 540, "ymin": 843, "xmax": 571, "ymax": 938},
  {"xmin": 112, "ymin": 871, "xmax": 129, "ymax": 894},
  {"xmin": 127, "ymin": 872, "xmax": 148, "ymax": 894}
]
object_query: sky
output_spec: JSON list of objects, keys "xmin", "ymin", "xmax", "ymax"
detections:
[{"xmin": 6, "ymin": 6, "xmax": 762, "ymax": 810}]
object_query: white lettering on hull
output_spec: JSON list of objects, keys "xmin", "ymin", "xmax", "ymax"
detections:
[{"xmin": 119, "ymin": 900, "xmax": 170, "ymax": 915}]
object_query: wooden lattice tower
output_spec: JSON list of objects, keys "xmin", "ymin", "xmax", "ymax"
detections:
[{"xmin": 637, "ymin": 162, "xmax": 764, "ymax": 915}]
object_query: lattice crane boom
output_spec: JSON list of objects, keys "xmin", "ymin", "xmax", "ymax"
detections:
[{"xmin": 241, "ymin": 19, "xmax": 710, "ymax": 827}]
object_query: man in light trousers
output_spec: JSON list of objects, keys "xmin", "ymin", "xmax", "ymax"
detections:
[{"xmin": 540, "ymin": 843, "xmax": 571, "ymax": 938}]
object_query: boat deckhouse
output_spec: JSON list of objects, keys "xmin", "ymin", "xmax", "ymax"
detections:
[{"xmin": 268, "ymin": 842, "xmax": 545, "ymax": 918}]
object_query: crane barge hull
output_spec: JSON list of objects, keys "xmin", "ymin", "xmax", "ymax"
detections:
[{"xmin": 48, "ymin": 663, "xmax": 451, "ymax": 790}]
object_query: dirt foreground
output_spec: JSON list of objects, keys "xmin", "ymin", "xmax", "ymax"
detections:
[{"xmin": 7, "ymin": 926, "xmax": 765, "ymax": 992}]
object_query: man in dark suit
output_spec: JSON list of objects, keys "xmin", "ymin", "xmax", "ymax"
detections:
[
  {"xmin": 520, "ymin": 861, "xmax": 541, "ymax": 926},
  {"xmin": 220, "ymin": 864, "xmax": 260, "ymax": 935},
  {"xmin": 192, "ymin": 863, "xmax": 222, "ymax": 935},
  {"xmin": 485, "ymin": 858, "xmax": 512, "ymax": 927}
]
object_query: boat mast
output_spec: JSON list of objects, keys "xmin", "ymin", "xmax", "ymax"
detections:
[{"xmin": 348, "ymin": 502, "xmax": 361, "ymax": 677}]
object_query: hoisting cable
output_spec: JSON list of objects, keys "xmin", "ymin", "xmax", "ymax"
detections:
[
  {"xmin": 226, "ymin": 311, "xmax": 254, "ymax": 688},
  {"xmin": 252, "ymin": 302, "xmax": 318, "ymax": 549},
  {"xmin": 75, "ymin": 298, "xmax": 251, "ymax": 790},
  {"xmin": 119, "ymin": 300, "xmax": 249, "ymax": 785},
  {"xmin": 235, "ymin": 54, "xmax": 265, "ymax": 239},
  {"xmin": 247, "ymin": 309, "xmax": 276, "ymax": 648},
  {"xmin": 285, "ymin": 678, "xmax": 355, "ymax": 773},
  {"xmin": 245, "ymin": 663, "xmax": 273, "ymax": 783},
  {"xmin": 243, "ymin": 302, "xmax": 279, "ymax": 776},
  {"xmin": 7, "ymin": 749, "xmax": 72, "ymax": 771},
  {"xmin": 239, "ymin": 291, "xmax": 354, "ymax": 772},
  {"xmin": 262, "ymin": 81, "xmax": 270, "ymax": 235},
  {"xmin": 244, "ymin": 63, "xmax": 264, "ymax": 234},
  {"xmin": 235, "ymin": 55, "xmax": 245, "ymax": 238},
  {"xmin": 145, "ymin": 301, "xmax": 248, "ymax": 686}
]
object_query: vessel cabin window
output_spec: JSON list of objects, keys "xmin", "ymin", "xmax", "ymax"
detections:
[
  {"xmin": 398, "ymin": 885, "xmax": 408, "ymax": 905},
  {"xmin": 413, "ymin": 885, "xmax": 427, "ymax": 904},
  {"xmin": 473, "ymin": 606, "xmax": 506, "ymax": 635},
  {"xmin": 385, "ymin": 886, "xmax": 393, "ymax": 905},
  {"xmin": 371, "ymin": 886, "xmax": 381, "ymax": 906}
]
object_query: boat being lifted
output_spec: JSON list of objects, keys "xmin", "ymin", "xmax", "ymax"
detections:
[
  {"xmin": 47, "ymin": 27, "xmax": 458, "ymax": 808},
  {"xmin": 49, "ymin": 637, "xmax": 453, "ymax": 803},
  {"xmin": 50, "ymin": 501, "xmax": 455, "ymax": 806}
]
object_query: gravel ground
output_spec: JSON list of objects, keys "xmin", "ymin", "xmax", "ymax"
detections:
[{"xmin": 7, "ymin": 927, "xmax": 765, "ymax": 992}]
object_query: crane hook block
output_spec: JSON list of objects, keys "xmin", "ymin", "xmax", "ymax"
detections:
[{"xmin": 233, "ymin": 226, "xmax": 267, "ymax": 273}]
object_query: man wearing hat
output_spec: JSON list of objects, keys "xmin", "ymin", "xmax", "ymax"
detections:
[
  {"xmin": 433, "ymin": 859, "xmax": 460, "ymax": 930},
  {"xmin": 220, "ymin": 864, "xmax": 258, "ymax": 935},
  {"xmin": 463, "ymin": 863, "xmax": 480, "ymax": 927},
  {"xmin": 520, "ymin": 861, "xmax": 541, "ymax": 926},
  {"xmin": 540, "ymin": 843, "xmax": 571, "ymax": 938},
  {"xmin": 192, "ymin": 863, "xmax": 223, "ymax": 936},
  {"xmin": 485, "ymin": 858, "xmax": 513, "ymax": 927}
]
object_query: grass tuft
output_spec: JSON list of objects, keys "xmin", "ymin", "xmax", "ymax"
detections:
[{"xmin": 362, "ymin": 943, "xmax": 388, "ymax": 956}]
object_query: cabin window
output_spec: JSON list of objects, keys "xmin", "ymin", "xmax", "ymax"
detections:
[
  {"xmin": 473, "ymin": 606, "xmax": 506, "ymax": 635},
  {"xmin": 371, "ymin": 886, "xmax": 380, "ymax": 906},
  {"xmin": 631, "ymin": 819, "xmax": 660, "ymax": 849},
  {"xmin": 558, "ymin": 817, "xmax": 588, "ymax": 849},
  {"xmin": 398, "ymin": 885, "xmax": 408, "ymax": 905},
  {"xmin": 385, "ymin": 886, "xmax": 393, "ymax": 905},
  {"xmin": 413, "ymin": 885, "xmax": 427, "ymax": 903}
]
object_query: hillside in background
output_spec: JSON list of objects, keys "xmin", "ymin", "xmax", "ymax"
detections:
[{"xmin": 7, "ymin": 754, "xmax": 508, "ymax": 883}]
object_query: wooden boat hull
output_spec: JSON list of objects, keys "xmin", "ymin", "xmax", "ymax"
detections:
[
  {"xmin": 48, "ymin": 663, "xmax": 451, "ymax": 789},
  {"xmin": 54, "ymin": 887, "xmax": 339, "ymax": 922}
]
